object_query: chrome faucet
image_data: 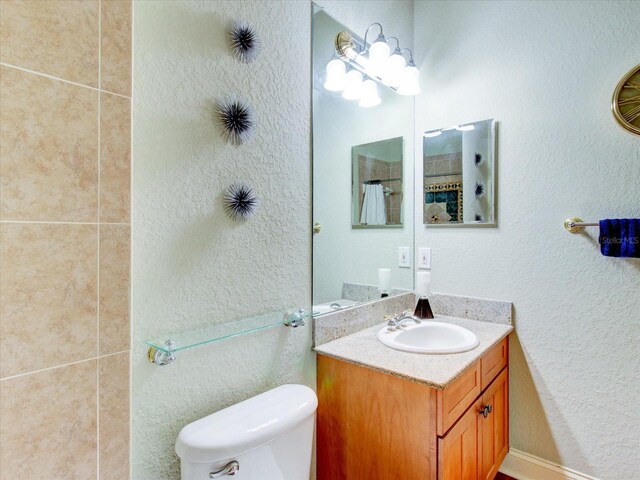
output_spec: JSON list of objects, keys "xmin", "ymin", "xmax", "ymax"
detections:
[{"xmin": 385, "ymin": 310, "xmax": 421, "ymax": 331}]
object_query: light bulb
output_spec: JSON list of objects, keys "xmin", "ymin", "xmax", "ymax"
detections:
[
  {"xmin": 382, "ymin": 50, "xmax": 406, "ymax": 87},
  {"xmin": 358, "ymin": 79, "xmax": 381, "ymax": 108},
  {"xmin": 369, "ymin": 39, "xmax": 390, "ymax": 61},
  {"xmin": 397, "ymin": 64, "xmax": 420, "ymax": 96},
  {"xmin": 368, "ymin": 35, "xmax": 390, "ymax": 77},
  {"xmin": 342, "ymin": 70, "xmax": 363, "ymax": 100},
  {"xmin": 323, "ymin": 59, "xmax": 346, "ymax": 92}
]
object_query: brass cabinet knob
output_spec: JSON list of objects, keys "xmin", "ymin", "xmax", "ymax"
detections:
[{"xmin": 313, "ymin": 222, "xmax": 322, "ymax": 234}]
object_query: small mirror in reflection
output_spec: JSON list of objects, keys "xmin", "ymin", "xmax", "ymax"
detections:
[
  {"xmin": 352, "ymin": 137, "xmax": 404, "ymax": 228},
  {"xmin": 423, "ymin": 119, "xmax": 496, "ymax": 226}
]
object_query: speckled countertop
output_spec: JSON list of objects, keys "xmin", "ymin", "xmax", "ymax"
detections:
[{"xmin": 314, "ymin": 315, "xmax": 513, "ymax": 390}]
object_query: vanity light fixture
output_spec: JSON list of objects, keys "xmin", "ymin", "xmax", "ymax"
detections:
[{"xmin": 324, "ymin": 23, "xmax": 420, "ymax": 104}]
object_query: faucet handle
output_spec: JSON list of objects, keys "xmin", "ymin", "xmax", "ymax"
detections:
[
  {"xmin": 402, "ymin": 309, "xmax": 413, "ymax": 318},
  {"xmin": 384, "ymin": 314, "xmax": 399, "ymax": 331}
]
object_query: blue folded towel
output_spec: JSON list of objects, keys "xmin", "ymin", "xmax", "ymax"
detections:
[{"xmin": 599, "ymin": 219, "xmax": 640, "ymax": 258}]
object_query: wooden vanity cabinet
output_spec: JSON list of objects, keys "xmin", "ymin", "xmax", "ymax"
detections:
[{"xmin": 317, "ymin": 337, "xmax": 509, "ymax": 480}]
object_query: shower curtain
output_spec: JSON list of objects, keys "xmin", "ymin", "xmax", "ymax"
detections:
[{"xmin": 360, "ymin": 183, "xmax": 387, "ymax": 225}]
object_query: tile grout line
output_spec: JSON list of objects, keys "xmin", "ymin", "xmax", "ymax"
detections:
[
  {"xmin": 0, "ymin": 62, "xmax": 131, "ymax": 99},
  {"xmin": 129, "ymin": 3, "xmax": 135, "ymax": 476},
  {"xmin": 0, "ymin": 350, "xmax": 131, "ymax": 383},
  {"xmin": 97, "ymin": 2, "xmax": 102, "ymax": 477},
  {"xmin": 0, "ymin": 220, "xmax": 130, "ymax": 225}
]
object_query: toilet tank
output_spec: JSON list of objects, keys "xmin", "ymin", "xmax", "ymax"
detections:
[{"xmin": 176, "ymin": 384, "xmax": 317, "ymax": 480}]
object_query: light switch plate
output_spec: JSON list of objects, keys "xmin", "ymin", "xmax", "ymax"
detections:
[
  {"xmin": 398, "ymin": 247, "xmax": 411, "ymax": 268},
  {"xmin": 418, "ymin": 247, "xmax": 431, "ymax": 269}
]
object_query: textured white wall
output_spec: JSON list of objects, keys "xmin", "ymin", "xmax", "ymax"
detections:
[
  {"xmin": 312, "ymin": 8, "xmax": 414, "ymax": 303},
  {"xmin": 132, "ymin": 1, "xmax": 312, "ymax": 478},
  {"xmin": 132, "ymin": 1, "xmax": 415, "ymax": 478},
  {"xmin": 413, "ymin": 1, "xmax": 640, "ymax": 478},
  {"xmin": 316, "ymin": 0, "xmax": 414, "ymax": 49}
]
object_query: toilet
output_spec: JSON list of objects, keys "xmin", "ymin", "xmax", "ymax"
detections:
[{"xmin": 176, "ymin": 384, "xmax": 317, "ymax": 479}]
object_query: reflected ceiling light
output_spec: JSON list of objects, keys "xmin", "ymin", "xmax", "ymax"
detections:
[
  {"xmin": 323, "ymin": 59, "xmax": 347, "ymax": 92},
  {"xmin": 456, "ymin": 124, "xmax": 475, "ymax": 131},
  {"xmin": 342, "ymin": 70, "xmax": 364, "ymax": 100},
  {"xmin": 358, "ymin": 79, "xmax": 381, "ymax": 108},
  {"xmin": 424, "ymin": 131, "xmax": 442, "ymax": 138}
]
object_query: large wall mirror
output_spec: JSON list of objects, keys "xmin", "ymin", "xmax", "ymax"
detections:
[
  {"xmin": 423, "ymin": 119, "xmax": 496, "ymax": 226},
  {"xmin": 312, "ymin": 6, "xmax": 414, "ymax": 315}
]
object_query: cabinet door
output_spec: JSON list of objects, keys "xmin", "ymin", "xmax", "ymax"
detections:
[
  {"xmin": 317, "ymin": 355, "xmax": 438, "ymax": 480},
  {"xmin": 479, "ymin": 367, "xmax": 509, "ymax": 480},
  {"xmin": 438, "ymin": 399, "xmax": 481, "ymax": 480}
]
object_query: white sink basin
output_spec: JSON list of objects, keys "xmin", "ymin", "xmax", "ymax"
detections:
[{"xmin": 377, "ymin": 321, "xmax": 479, "ymax": 354}]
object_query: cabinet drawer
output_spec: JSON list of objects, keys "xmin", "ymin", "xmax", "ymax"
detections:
[
  {"xmin": 480, "ymin": 337, "xmax": 508, "ymax": 390},
  {"xmin": 437, "ymin": 362, "xmax": 481, "ymax": 436}
]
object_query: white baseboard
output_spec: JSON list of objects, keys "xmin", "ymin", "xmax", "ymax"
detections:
[{"xmin": 499, "ymin": 449, "xmax": 599, "ymax": 480}]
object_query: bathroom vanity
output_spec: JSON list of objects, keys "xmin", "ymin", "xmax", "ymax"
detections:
[{"xmin": 315, "ymin": 316, "xmax": 511, "ymax": 480}]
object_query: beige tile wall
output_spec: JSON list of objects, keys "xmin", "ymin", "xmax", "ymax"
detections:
[{"xmin": 0, "ymin": 1, "xmax": 131, "ymax": 478}]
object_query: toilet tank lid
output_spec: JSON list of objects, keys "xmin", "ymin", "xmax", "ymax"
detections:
[{"xmin": 175, "ymin": 384, "xmax": 318, "ymax": 463}]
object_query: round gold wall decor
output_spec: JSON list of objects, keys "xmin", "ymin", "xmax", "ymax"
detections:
[{"xmin": 611, "ymin": 64, "xmax": 640, "ymax": 136}]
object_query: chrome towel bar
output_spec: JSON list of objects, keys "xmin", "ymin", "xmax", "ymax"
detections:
[{"xmin": 564, "ymin": 217, "xmax": 598, "ymax": 233}]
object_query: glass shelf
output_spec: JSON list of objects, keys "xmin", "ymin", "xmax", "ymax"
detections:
[{"xmin": 146, "ymin": 308, "xmax": 309, "ymax": 365}]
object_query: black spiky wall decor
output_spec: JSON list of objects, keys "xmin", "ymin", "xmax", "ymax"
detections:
[
  {"xmin": 215, "ymin": 95, "xmax": 255, "ymax": 146},
  {"xmin": 227, "ymin": 20, "xmax": 260, "ymax": 63},
  {"xmin": 223, "ymin": 183, "xmax": 258, "ymax": 222},
  {"xmin": 475, "ymin": 181, "xmax": 486, "ymax": 199},
  {"xmin": 474, "ymin": 152, "xmax": 484, "ymax": 167},
  {"xmin": 475, "ymin": 213, "xmax": 484, "ymax": 222}
]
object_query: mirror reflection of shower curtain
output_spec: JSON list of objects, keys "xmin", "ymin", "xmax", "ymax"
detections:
[{"xmin": 360, "ymin": 183, "xmax": 387, "ymax": 225}]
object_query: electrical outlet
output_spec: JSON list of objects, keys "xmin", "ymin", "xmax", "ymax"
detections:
[
  {"xmin": 398, "ymin": 247, "xmax": 411, "ymax": 268},
  {"xmin": 418, "ymin": 247, "xmax": 431, "ymax": 269}
]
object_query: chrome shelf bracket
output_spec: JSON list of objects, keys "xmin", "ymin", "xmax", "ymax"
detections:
[
  {"xmin": 147, "ymin": 340, "xmax": 176, "ymax": 366},
  {"xmin": 284, "ymin": 309, "xmax": 308, "ymax": 328}
]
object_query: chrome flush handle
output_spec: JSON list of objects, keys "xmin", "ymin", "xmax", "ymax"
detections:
[{"xmin": 210, "ymin": 460, "xmax": 240, "ymax": 478}]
